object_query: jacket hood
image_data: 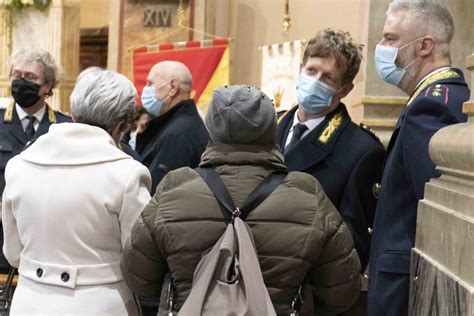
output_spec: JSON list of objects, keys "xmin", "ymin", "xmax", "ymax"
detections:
[
  {"xmin": 199, "ymin": 142, "xmax": 287, "ymax": 171},
  {"xmin": 20, "ymin": 123, "xmax": 130, "ymax": 165}
]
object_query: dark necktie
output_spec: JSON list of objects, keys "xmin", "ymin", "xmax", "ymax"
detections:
[
  {"xmin": 284, "ymin": 123, "xmax": 308, "ymax": 154},
  {"xmin": 25, "ymin": 116, "xmax": 36, "ymax": 140}
]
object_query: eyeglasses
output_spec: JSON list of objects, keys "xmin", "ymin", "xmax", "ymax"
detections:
[{"xmin": 11, "ymin": 71, "xmax": 43, "ymax": 84}]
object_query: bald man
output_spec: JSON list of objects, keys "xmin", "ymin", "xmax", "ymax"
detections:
[{"xmin": 136, "ymin": 61, "xmax": 209, "ymax": 195}]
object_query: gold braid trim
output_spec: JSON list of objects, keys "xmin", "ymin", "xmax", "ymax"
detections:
[
  {"xmin": 407, "ymin": 69, "xmax": 460, "ymax": 106},
  {"xmin": 3, "ymin": 103, "xmax": 14, "ymax": 122},
  {"xmin": 4, "ymin": 103, "xmax": 57, "ymax": 123},
  {"xmin": 319, "ymin": 112, "xmax": 343, "ymax": 144},
  {"xmin": 46, "ymin": 104, "xmax": 57, "ymax": 123}
]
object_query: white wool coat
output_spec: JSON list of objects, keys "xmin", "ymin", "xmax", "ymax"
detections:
[{"xmin": 2, "ymin": 123, "xmax": 151, "ymax": 315}]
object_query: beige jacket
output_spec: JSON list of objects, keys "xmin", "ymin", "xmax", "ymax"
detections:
[{"xmin": 122, "ymin": 143, "xmax": 361, "ymax": 315}]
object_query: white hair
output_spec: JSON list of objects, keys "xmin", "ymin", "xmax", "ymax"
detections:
[
  {"xmin": 70, "ymin": 67, "xmax": 137, "ymax": 130},
  {"xmin": 387, "ymin": 0, "xmax": 454, "ymax": 57}
]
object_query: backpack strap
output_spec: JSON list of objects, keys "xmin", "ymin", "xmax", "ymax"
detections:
[{"xmin": 196, "ymin": 167, "xmax": 287, "ymax": 221}]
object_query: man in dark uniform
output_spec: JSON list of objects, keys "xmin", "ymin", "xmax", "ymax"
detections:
[
  {"xmin": 277, "ymin": 29, "xmax": 385, "ymax": 272},
  {"xmin": 137, "ymin": 61, "xmax": 209, "ymax": 195},
  {"xmin": 367, "ymin": 1, "xmax": 470, "ymax": 315},
  {"xmin": 0, "ymin": 49, "xmax": 72, "ymax": 272},
  {"xmin": 135, "ymin": 60, "xmax": 209, "ymax": 315}
]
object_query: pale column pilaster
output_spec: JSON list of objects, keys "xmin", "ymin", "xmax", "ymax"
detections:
[
  {"xmin": 0, "ymin": 6, "xmax": 11, "ymax": 99},
  {"xmin": 47, "ymin": 0, "xmax": 80, "ymax": 113}
]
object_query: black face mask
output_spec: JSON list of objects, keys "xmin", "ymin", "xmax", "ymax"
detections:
[{"xmin": 11, "ymin": 78, "xmax": 42, "ymax": 108}]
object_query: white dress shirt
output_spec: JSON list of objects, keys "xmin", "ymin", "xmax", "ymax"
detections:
[
  {"xmin": 284, "ymin": 109, "xmax": 326, "ymax": 149},
  {"xmin": 15, "ymin": 104, "xmax": 46, "ymax": 133}
]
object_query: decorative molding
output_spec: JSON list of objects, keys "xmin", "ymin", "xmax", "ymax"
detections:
[
  {"xmin": 466, "ymin": 54, "xmax": 474, "ymax": 70},
  {"xmin": 464, "ymin": 101, "xmax": 474, "ymax": 116},
  {"xmin": 350, "ymin": 95, "xmax": 407, "ymax": 108}
]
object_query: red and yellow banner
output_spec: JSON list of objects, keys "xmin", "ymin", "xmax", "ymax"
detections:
[{"xmin": 133, "ymin": 39, "xmax": 230, "ymax": 114}]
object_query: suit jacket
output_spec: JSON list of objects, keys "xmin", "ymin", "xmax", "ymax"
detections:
[
  {"xmin": 277, "ymin": 103, "xmax": 385, "ymax": 270},
  {"xmin": 367, "ymin": 68, "xmax": 470, "ymax": 316},
  {"xmin": 0, "ymin": 104, "xmax": 71, "ymax": 271},
  {"xmin": 136, "ymin": 99, "xmax": 209, "ymax": 194}
]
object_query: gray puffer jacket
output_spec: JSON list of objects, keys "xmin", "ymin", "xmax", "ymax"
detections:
[{"xmin": 121, "ymin": 143, "xmax": 361, "ymax": 315}]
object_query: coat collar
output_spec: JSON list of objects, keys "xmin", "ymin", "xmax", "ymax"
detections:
[
  {"xmin": 137, "ymin": 99, "xmax": 197, "ymax": 154},
  {"xmin": 278, "ymin": 104, "xmax": 351, "ymax": 171},
  {"xmin": 389, "ymin": 67, "xmax": 465, "ymax": 153},
  {"xmin": 199, "ymin": 143, "xmax": 287, "ymax": 171},
  {"xmin": 20, "ymin": 123, "xmax": 130, "ymax": 166},
  {"xmin": 406, "ymin": 67, "xmax": 465, "ymax": 106},
  {"xmin": 5, "ymin": 106, "xmax": 53, "ymax": 146}
]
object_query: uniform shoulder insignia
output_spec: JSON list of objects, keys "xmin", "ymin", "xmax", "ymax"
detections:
[
  {"xmin": 359, "ymin": 123, "xmax": 382, "ymax": 145},
  {"xmin": 423, "ymin": 84, "xmax": 450, "ymax": 104},
  {"xmin": 407, "ymin": 69, "xmax": 459, "ymax": 106}
]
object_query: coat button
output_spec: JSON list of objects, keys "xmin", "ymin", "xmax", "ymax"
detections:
[
  {"xmin": 61, "ymin": 272, "xmax": 70, "ymax": 282},
  {"xmin": 36, "ymin": 268, "xmax": 43, "ymax": 278}
]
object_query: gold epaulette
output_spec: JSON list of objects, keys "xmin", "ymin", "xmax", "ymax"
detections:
[
  {"xmin": 407, "ymin": 69, "xmax": 460, "ymax": 106},
  {"xmin": 319, "ymin": 112, "xmax": 343, "ymax": 144}
]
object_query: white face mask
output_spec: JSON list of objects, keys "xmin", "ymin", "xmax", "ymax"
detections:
[{"xmin": 375, "ymin": 38, "xmax": 422, "ymax": 86}]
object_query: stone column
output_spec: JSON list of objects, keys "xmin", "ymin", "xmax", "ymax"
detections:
[
  {"xmin": 0, "ymin": 0, "xmax": 80, "ymax": 113},
  {"xmin": 409, "ymin": 53, "xmax": 474, "ymax": 315}
]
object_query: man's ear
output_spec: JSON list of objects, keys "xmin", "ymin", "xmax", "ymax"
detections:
[
  {"xmin": 169, "ymin": 79, "xmax": 180, "ymax": 97},
  {"xmin": 418, "ymin": 36, "xmax": 435, "ymax": 57},
  {"xmin": 339, "ymin": 82, "xmax": 354, "ymax": 99},
  {"xmin": 44, "ymin": 82, "xmax": 53, "ymax": 97}
]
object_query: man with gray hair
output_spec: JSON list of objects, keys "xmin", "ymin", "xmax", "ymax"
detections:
[
  {"xmin": 137, "ymin": 61, "xmax": 209, "ymax": 194},
  {"xmin": 368, "ymin": 1, "xmax": 470, "ymax": 314},
  {"xmin": 0, "ymin": 49, "xmax": 71, "ymax": 274}
]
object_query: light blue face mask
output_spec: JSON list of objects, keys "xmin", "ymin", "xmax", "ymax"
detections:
[
  {"xmin": 375, "ymin": 39, "xmax": 421, "ymax": 86},
  {"xmin": 374, "ymin": 44, "xmax": 406, "ymax": 86},
  {"xmin": 128, "ymin": 130, "xmax": 137, "ymax": 150},
  {"xmin": 296, "ymin": 74, "xmax": 337, "ymax": 114},
  {"xmin": 141, "ymin": 83, "xmax": 169, "ymax": 116}
]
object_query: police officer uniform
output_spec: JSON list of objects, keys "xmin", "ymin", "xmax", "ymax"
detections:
[
  {"xmin": 277, "ymin": 103, "xmax": 385, "ymax": 270},
  {"xmin": 0, "ymin": 103, "xmax": 71, "ymax": 271},
  {"xmin": 367, "ymin": 67, "xmax": 470, "ymax": 315}
]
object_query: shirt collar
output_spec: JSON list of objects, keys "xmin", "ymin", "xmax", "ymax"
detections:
[
  {"xmin": 15, "ymin": 103, "xmax": 46, "ymax": 122},
  {"xmin": 415, "ymin": 67, "xmax": 451, "ymax": 90},
  {"xmin": 292, "ymin": 109, "xmax": 326, "ymax": 132}
]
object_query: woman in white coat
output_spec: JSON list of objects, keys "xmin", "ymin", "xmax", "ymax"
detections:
[{"xmin": 2, "ymin": 67, "xmax": 151, "ymax": 315}]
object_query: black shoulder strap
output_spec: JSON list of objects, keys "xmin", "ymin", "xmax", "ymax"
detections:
[
  {"xmin": 196, "ymin": 167, "xmax": 287, "ymax": 221},
  {"xmin": 0, "ymin": 267, "xmax": 16, "ymax": 311}
]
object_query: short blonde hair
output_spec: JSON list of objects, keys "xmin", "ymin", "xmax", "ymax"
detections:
[{"xmin": 303, "ymin": 28, "xmax": 363, "ymax": 84}]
